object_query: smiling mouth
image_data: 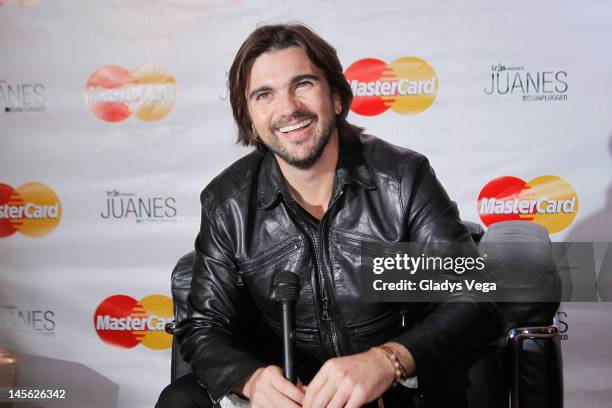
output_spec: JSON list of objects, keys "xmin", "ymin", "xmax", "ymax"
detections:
[{"xmin": 278, "ymin": 119, "xmax": 313, "ymax": 134}]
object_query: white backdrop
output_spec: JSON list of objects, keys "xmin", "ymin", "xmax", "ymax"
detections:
[{"xmin": 1, "ymin": 1, "xmax": 611, "ymax": 407}]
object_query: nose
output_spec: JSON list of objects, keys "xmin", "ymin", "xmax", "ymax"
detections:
[{"xmin": 277, "ymin": 89, "xmax": 302, "ymax": 117}]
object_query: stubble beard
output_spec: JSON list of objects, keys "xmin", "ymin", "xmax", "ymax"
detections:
[{"xmin": 262, "ymin": 111, "xmax": 336, "ymax": 170}]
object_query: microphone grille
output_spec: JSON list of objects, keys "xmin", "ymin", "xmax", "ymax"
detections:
[{"xmin": 272, "ymin": 271, "xmax": 300, "ymax": 302}]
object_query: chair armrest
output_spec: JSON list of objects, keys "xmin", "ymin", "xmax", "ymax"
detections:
[
  {"xmin": 507, "ymin": 325, "xmax": 563, "ymax": 408},
  {"xmin": 507, "ymin": 326, "xmax": 558, "ymax": 343}
]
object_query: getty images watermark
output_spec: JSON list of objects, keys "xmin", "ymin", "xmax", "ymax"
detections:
[
  {"xmin": 371, "ymin": 252, "xmax": 494, "ymax": 294},
  {"xmin": 360, "ymin": 242, "xmax": 612, "ymax": 303}
]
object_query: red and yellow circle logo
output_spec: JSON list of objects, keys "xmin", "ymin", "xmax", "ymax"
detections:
[
  {"xmin": 0, "ymin": 183, "xmax": 61, "ymax": 238},
  {"xmin": 477, "ymin": 175, "xmax": 579, "ymax": 234},
  {"xmin": 84, "ymin": 64, "xmax": 177, "ymax": 122},
  {"xmin": 94, "ymin": 294, "xmax": 173, "ymax": 350},
  {"xmin": 344, "ymin": 57, "xmax": 438, "ymax": 116}
]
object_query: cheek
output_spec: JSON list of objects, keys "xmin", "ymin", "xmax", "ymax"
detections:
[
  {"xmin": 306, "ymin": 93, "xmax": 333, "ymax": 115},
  {"xmin": 248, "ymin": 107, "xmax": 271, "ymax": 127}
]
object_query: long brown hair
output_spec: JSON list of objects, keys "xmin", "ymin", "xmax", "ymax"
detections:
[{"xmin": 228, "ymin": 23, "xmax": 362, "ymax": 149}]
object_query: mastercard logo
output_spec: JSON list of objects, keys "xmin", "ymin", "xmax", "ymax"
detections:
[
  {"xmin": 94, "ymin": 294, "xmax": 173, "ymax": 350},
  {"xmin": 84, "ymin": 64, "xmax": 177, "ymax": 122},
  {"xmin": 0, "ymin": 183, "xmax": 61, "ymax": 238},
  {"xmin": 478, "ymin": 175, "xmax": 578, "ymax": 234},
  {"xmin": 344, "ymin": 57, "xmax": 438, "ymax": 116}
]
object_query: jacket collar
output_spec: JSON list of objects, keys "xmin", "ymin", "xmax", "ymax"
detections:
[{"xmin": 256, "ymin": 132, "xmax": 375, "ymax": 210}]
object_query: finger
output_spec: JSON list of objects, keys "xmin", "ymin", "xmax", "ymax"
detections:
[
  {"xmin": 310, "ymin": 379, "xmax": 338, "ymax": 408},
  {"xmin": 344, "ymin": 389, "xmax": 369, "ymax": 408},
  {"xmin": 271, "ymin": 375, "xmax": 305, "ymax": 405},
  {"xmin": 264, "ymin": 383, "xmax": 302, "ymax": 408},
  {"xmin": 326, "ymin": 379, "xmax": 353, "ymax": 408},
  {"xmin": 302, "ymin": 370, "xmax": 328, "ymax": 408}
]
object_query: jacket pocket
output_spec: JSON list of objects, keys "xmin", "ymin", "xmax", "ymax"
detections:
[
  {"xmin": 264, "ymin": 317, "xmax": 319, "ymax": 343},
  {"xmin": 346, "ymin": 310, "xmax": 402, "ymax": 336},
  {"xmin": 346, "ymin": 310, "xmax": 404, "ymax": 353},
  {"xmin": 331, "ymin": 228, "xmax": 401, "ymax": 255},
  {"xmin": 239, "ymin": 235, "xmax": 304, "ymax": 277},
  {"xmin": 236, "ymin": 235, "xmax": 312, "ymax": 321}
]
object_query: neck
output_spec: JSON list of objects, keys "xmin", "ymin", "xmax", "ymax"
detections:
[{"xmin": 276, "ymin": 132, "xmax": 339, "ymax": 220}]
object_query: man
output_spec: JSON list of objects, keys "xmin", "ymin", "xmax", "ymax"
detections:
[{"xmin": 169, "ymin": 24, "xmax": 502, "ymax": 408}]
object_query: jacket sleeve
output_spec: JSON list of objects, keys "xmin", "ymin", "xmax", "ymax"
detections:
[
  {"xmin": 391, "ymin": 155, "xmax": 503, "ymax": 393},
  {"xmin": 174, "ymin": 196, "xmax": 266, "ymax": 402}
]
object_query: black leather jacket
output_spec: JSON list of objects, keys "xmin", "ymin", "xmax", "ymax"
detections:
[{"xmin": 176, "ymin": 133, "xmax": 502, "ymax": 404}]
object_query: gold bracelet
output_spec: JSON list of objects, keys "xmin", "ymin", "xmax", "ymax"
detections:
[{"xmin": 372, "ymin": 345, "xmax": 408, "ymax": 387}]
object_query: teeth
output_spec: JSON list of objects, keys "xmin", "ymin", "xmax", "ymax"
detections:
[{"xmin": 279, "ymin": 119, "xmax": 312, "ymax": 133}]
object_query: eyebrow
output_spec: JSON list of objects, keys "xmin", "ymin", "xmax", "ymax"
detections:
[
  {"xmin": 292, "ymin": 74, "xmax": 320, "ymax": 84},
  {"xmin": 248, "ymin": 74, "xmax": 321, "ymax": 101}
]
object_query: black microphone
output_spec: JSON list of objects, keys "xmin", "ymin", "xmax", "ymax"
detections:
[{"xmin": 272, "ymin": 271, "xmax": 300, "ymax": 384}]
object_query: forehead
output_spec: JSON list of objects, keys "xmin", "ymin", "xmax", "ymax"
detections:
[{"xmin": 247, "ymin": 46, "xmax": 323, "ymax": 90}]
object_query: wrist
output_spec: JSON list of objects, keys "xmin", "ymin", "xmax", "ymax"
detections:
[
  {"xmin": 237, "ymin": 367, "xmax": 264, "ymax": 399},
  {"xmin": 383, "ymin": 341, "xmax": 416, "ymax": 377},
  {"xmin": 370, "ymin": 346, "xmax": 405, "ymax": 387}
]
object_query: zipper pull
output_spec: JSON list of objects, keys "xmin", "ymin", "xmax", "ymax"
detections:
[
  {"xmin": 400, "ymin": 310, "xmax": 406, "ymax": 327},
  {"xmin": 322, "ymin": 298, "xmax": 332, "ymax": 320},
  {"xmin": 237, "ymin": 271, "xmax": 244, "ymax": 287}
]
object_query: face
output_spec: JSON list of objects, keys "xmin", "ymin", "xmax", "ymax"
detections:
[{"xmin": 246, "ymin": 46, "xmax": 342, "ymax": 169}]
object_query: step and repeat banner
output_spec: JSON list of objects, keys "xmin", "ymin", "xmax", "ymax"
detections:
[{"xmin": 1, "ymin": 1, "xmax": 611, "ymax": 407}]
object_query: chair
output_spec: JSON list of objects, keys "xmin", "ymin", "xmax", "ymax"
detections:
[
  {"xmin": 463, "ymin": 221, "xmax": 562, "ymax": 408},
  {"xmin": 163, "ymin": 220, "xmax": 563, "ymax": 408},
  {"xmin": 166, "ymin": 251, "xmax": 197, "ymax": 382}
]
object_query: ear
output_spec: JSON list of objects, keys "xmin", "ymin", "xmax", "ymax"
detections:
[{"xmin": 333, "ymin": 92, "xmax": 342, "ymax": 115}]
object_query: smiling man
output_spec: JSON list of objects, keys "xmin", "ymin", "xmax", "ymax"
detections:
[{"xmin": 169, "ymin": 24, "xmax": 502, "ymax": 408}]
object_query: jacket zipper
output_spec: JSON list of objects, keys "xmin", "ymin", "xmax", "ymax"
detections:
[
  {"xmin": 312, "ymin": 226, "xmax": 340, "ymax": 357},
  {"xmin": 236, "ymin": 238, "xmax": 301, "ymax": 286},
  {"xmin": 265, "ymin": 318, "xmax": 316, "ymax": 342},
  {"xmin": 348, "ymin": 310, "xmax": 401, "ymax": 336},
  {"xmin": 331, "ymin": 231, "xmax": 399, "ymax": 255},
  {"xmin": 315, "ymin": 186, "xmax": 348, "ymax": 357},
  {"xmin": 282, "ymin": 186, "xmax": 346, "ymax": 358},
  {"xmin": 236, "ymin": 271, "xmax": 244, "ymax": 287}
]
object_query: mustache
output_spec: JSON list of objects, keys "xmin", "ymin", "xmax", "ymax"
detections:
[{"xmin": 272, "ymin": 110, "xmax": 317, "ymax": 130}]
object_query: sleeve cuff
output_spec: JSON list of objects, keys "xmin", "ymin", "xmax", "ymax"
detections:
[
  {"xmin": 399, "ymin": 375, "xmax": 419, "ymax": 389},
  {"xmin": 219, "ymin": 393, "xmax": 251, "ymax": 408}
]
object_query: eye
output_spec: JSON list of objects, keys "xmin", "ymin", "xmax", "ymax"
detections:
[
  {"xmin": 296, "ymin": 80, "xmax": 314, "ymax": 90},
  {"xmin": 255, "ymin": 91, "xmax": 271, "ymax": 102}
]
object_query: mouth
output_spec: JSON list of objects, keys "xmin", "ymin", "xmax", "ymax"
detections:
[{"xmin": 278, "ymin": 119, "xmax": 314, "ymax": 134}]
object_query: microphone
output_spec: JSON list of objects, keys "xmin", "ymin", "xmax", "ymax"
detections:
[{"xmin": 272, "ymin": 271, "xmax": 300, "ymax": 384}]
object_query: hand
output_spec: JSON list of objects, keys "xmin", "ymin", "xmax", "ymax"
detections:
[
  {"xmin": 301, "ymin": 348, "xmax": 396, "ymax": 408},
  {"xmin": 241, "ymin": 365, "xmax": 305, "ymax": 408}
]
